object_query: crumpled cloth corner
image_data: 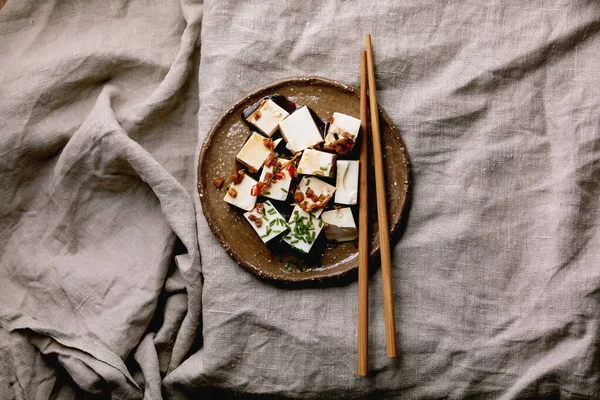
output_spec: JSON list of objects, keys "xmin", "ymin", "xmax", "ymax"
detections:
[{"xmin": 0, "ymin": 0, "xmax": 203, "ymax": 398}]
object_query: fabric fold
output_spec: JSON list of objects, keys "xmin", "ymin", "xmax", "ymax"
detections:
[{"xmin": 0, "ymin": 0, "xmax": 203, "ymax": 397}]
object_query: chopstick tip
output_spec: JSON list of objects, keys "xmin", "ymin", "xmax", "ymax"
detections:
[{"xmin": 365, "ymin": 33, "xmax": 373, "ymax": 50}]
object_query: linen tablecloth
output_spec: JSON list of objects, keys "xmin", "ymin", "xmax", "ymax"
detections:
[
  {"xmin": 2, "ymin": 0, "xmax": 600, "ymax": 398},
  {"xmin": 0, "ymin": 0, "xmax": 203, "ymax": 398}
]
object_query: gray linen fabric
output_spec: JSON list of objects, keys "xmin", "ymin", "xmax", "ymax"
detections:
[
  {"xmin": 169, "ymin": 0, "xmax": 600, "ymax": 398},
  {"xmin": 0, "ymin": 0, "xmax": 203, "ymax": 398},
  {"xmin": 3, "ymin": 0, "xmax": 600, "ymax": 398}
]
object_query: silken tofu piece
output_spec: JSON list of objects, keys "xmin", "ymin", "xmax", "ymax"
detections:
[
  {"xmin": 223, "ymin": 172, "xmax": 258, "ymax": 211},
  {"xmin": 259, "ymin": 158, "xmax": 293, "ymax": 201},
  {"xmin": 245, "ymin": 99, "xmax": 290, "ymax": 137},
  {"xmin": 283, "ymin": 205, "xmax": 324, "ymax": 254},
  {"xmin": 296, "ymin": 176, "xmax": 336, "ymax": 217},
  {"xmin": 334, "ymin": 160, "xmax": 359, "ymax": 205},
  {"xmin": 324, "ymin": 112, "xmax": 361, "ymax": 155},
  {"xmin": 321, "ymin": 208, "xmax": 357, "ymax": 242},
  {"xmin": 297, "ymin": 148, "xmax": 336, "ymax": 178},
  {"xmin": 236, "ymin": 132, "xmax": 275, "ymax": 173},
  {"xmin": 278, "ymin": 106, "xmax": 323, "ymax": 153},
  {"xmin": 244, "ymin": 201, "xmax": 289, "ymax": 243}
]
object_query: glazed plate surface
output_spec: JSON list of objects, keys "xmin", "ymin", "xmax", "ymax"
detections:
[{"xmin": 197, "ymin": 77, "xmax": 410, "ymax": 283}]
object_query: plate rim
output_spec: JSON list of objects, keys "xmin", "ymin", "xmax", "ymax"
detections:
[{"xmin": 197, "ymin": 75, "xmax": 410, "ymax": 283}]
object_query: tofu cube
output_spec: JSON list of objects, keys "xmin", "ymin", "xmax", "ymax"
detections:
[
  {"xmin": 259, "ymin": 158, "xmax": 293, "ymax": 201},
  {"xmin": 236, "ymin": 132, "xmax": 275, "ymax": 173},
  {"xmin": 244, "ymin": 201, "xmax": 289, "ymax": 243},
  {"xmin": 321, "ymin": 208, "xmax": 357, "ymax": 242},
  {"xmin": 335, "ymin": 160, "xmax": 359, "ymax": 205},
  {"xmin": 283, "ymin": 205, "xmax": 324, "ymax": 253},
  {"xmin": 278, "ymin": 106, "xmax": 323, "ymax": 153},
  {"xmin": 297, "ymin": 148, "xmax": 336, "ymax": 177},
  {"xmin": 324, "ymin": 112, "xmax": 361, "ymax": 154},
  {"xmin": 296, "ymin": 176, "xmax": 336, "ymax": 217},
  {"xmin": 223, "ymin": 173, "xmax": 258, "ymax": 211},
  {"xmin": 245, "ymin": 99, "xmax": 290, "ymax": 137}
]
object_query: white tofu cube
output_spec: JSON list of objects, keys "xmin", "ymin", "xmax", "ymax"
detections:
[
  {"xmin": 321, "ymin": 208, "xmax": 357, "ymax": 242},
  {"xmin": 244, "ymin": 201, "xmax": 289, "ymax": 243},
  {"xmin": 259, "ymin": 158, "xmax": 293, "ymax": 201},
  {"xmin": 236, "ymin": 132, "xmax": 274, "ymax": 173},
  {"xmin": 296, "ymin": 176, "xmax": 336, "ymax": 217},
  {"xmin": 324, "ymin": 112, "xmax": 361, "ymax": 154},
  {"xmin": 278, "ymin": 106, "xmax": 323, "ymax": 153},
  {"xmin": 283, "ymin": 205, "xmax": 324, "ymax": 253},
  {"xmin": 335, "ymin": 160, "xmax": 359, "ymax": 205},
  {"xmin": 245, "ymin": 99, "xmax": 290, "ymax": 137},
  {"xmin": 223, "ymin": 173, "xmax": 258, "ymax": 211},
  {"xmin": 297, "ymin": 148, "xmax": 336, "ymax": 177}
]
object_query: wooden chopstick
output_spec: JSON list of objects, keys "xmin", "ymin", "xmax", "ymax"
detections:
[
  {"xmin": 358, "ymin": 50, "xmax": 369, "ymax": 376},
  {"xmin": 365, "ymin": 33, "xmax": 397, "ymax": 358}
]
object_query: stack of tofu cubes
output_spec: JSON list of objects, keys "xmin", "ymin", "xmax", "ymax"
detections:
[{"xmin": 223, "ymin": 95, "xmax": 361, "ymax": 255}]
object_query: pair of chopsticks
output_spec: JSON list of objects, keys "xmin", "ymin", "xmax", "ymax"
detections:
[{"xmin": 358, "ymin": 34, "xmax": 397, "ymax": 376}]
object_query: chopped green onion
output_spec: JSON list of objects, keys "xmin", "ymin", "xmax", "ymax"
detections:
[
  {"xmin": 284, "ymin": 262, "xmax": 292, "ymax": 272},
  {"xmin": 267, "ymin": 208, "xmax": 276, "ymax": 215},
  {"xmin": 263, "ymin": 191, "xmax": 271, "ymax": 195},
  {"xmin": 318, "ymin": 219, "xmax": 323, "ymax": 227},
  {"xmin": 319, "ymin": 166, "xmax": 328, "ymax": 171},
  {"xmin": 281, "ymin": 188, "xmax": 288, "ymax": 193},
  {"xmin": 294, "ymin": 234, "xmax": 306, "ymax": 243},
  {"xmin": 306, "ymin": 179, "xmax": 311, "ymax": 186}
]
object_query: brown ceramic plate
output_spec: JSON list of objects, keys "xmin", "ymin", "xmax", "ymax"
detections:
[{"xmin": 197, "ymin": 76, "xmax": 410, "ymax": 283}]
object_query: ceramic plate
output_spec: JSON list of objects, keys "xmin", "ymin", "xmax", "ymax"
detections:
[{"xmin": 197, "ymin": 76, "xmax": 410, "ymax": 283}]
